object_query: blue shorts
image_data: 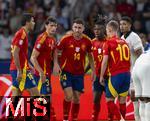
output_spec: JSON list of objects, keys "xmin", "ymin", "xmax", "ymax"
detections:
[
  {"xmin": 34, "ymin": 75, "xmax": 51, "ymax": 95},
  {"xmin": 60, "ymin": 71, "xmax": 84, "ymax": 93},
  {"xmin": 10, "ymin": 70, "xmax": 37, "ymax": 90},
  {"xmin": 105, "ymin": 72, "xmax": 130, "ymax": 98},
  {"xmin": 93, "ymin": 76, "xmax": 105, "ymax": 92}
]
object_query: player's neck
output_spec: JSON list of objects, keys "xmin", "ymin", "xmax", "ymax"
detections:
[
  {"xmin": 123, "ymin": 31, "xmax": 132, "ymax": 38},
  {"xmin": 23, "ymin": 26, "xmax": 29, "ymax": 33},
  {"xmin": 46, "ymin": 31, "xmax": 53, "ymax": 37},
  {"xmin": 73, "ymin": 33, "xmax": 82, "ymax": 40},
  {"xmin": 96, "ymin": 35, "xmax": 106, "ymax": 40}
]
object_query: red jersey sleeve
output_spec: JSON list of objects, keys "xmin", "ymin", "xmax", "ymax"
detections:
[
  {"xmin": 14, "ymin": 30, "xmax": 26, "ymax": 48},
  {"xmin": 34, "ymin": 35, "xmax": 46, "ymax": 52},
  {"xmin": 103, "ymin": 41, "xmax": 109, "ymax": 55}
]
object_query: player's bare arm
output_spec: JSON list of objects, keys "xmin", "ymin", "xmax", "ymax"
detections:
[
  {"xmin": 87, "ymin": 53, "xmax": 95, "ymax": 80},
  {"xmin": 53, "ymin": 48, "xmax": 61, "ymax": 74},
  {"xmin": 12, "ymin": 45, "xmax": 22, "ymax": 81},
  {"xmin": 30, "ymin": 49, "xmax": 46, "ymax": 82},
  {"xmin": 100, "ymin": 55, "xmax": 108, "ymax": 85}
]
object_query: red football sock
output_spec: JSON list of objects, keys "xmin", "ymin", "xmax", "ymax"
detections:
[
  {"xmin": 107, "ymin": 101, "xmax": 121, "ymax": 120},
  {"xmin": 119, "ymin": 103, "xmax": 126, "ymax": 119},
  {"xmin": 71, "ymin": 103, "xmax": 80, "ymax": 121},
  {"xmin": 50, "ymin": 103, "xmax": 56, "ymax": 121},
  {"xmin": 92, "ymin": 103, "xmax": 100, "ymax": 121},
  {"xmin": 63, "ymin": 99, "xmax": 71, "ymax": 120}
]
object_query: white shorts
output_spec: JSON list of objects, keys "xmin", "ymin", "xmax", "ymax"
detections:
[{"xmin": 132, "ymin": 52, "xmax": 150, "ymax": 97}]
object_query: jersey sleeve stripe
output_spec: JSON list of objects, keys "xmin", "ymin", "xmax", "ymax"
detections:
[
  {"xmin": 21, "ymin": 30, "xmax": 26, "ymax": 40},
  {"xmin": 39, "ymin": 33, "xmax": 47, "ymax": 44}
]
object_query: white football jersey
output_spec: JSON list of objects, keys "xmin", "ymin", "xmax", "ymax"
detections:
[{"xmin": 121, "ymin": 31, "xmax": 144, "ymax": 69}]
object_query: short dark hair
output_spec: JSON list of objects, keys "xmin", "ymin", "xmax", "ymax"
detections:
[
  {"xmin": 94, "ymin": 14, "xmax": 107, "ymax": 26},
  {"xmin": 45, "ymin": 16, "xmax": 57, "ymax": 25},
  {"xmin": 107, "ymin": 20, "xmax": 119, "ymax": 32},
  {"xmin": 120, "ymin": 16, "xmax": 132, "ymax": 24},
  {"xmin": 21, "ymin": 13, "xmax": 34, "ymax": 26},
  {"xmin": 73, "ymin": 18, "xmax": 84, "ymax": 25}
]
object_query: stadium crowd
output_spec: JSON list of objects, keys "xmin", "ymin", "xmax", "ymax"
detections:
[
  {"xmin": 0, "ymin": 0, "xmax": 150, "ymax": 60},
  {"xmin": 0, "ymin": 0, "xmax": 150, "ymax": 121}
]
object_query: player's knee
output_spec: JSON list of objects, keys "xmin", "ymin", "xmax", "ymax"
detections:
[
  {"xmin": 119, "ymin": 96, "xmax": 126, "ymax": 104},
  {"xmin": 72, "ymin": 96, "xmax": 80, "ymax": 103},
  {"xmin": 65, "ymin": 94, "xmax": 73, "ymax": 102}
]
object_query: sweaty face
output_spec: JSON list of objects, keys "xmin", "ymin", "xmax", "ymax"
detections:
[
  {"xmin": 72, "ymin": 23, "xmax": 84, "ymax": 37},
  {"xmin": 46, "ymin": 22, "xmax": 57, "ymax": 35},
  {"xmin": 120, "ymin": 20, "xmax": 131, "ymax": 33},
  {"xmin": 93, "ymin": 25, "xmax": 105, "ymax": 39}
]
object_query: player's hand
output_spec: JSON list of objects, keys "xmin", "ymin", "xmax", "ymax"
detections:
[
  {"xmin": 53, "ymin": 62, "xmax": 61, "ymax": 75},
  {"xmin": 99, "ymin": 76, "xmax": 105, "ymax": 86},
  {"xmin": 17, "ymin": 70, "xmax": 22, "ymax": 82},
  {"xmin": 40, "ymin": 73, "xmax": 46, "ymax": 83}
]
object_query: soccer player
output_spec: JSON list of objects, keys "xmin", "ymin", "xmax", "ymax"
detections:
[
  {"xmin": 91, "ymin": 17, "xmax": 107, "ymax": 121},
  {"xmin": 132, "ymin": 49, "xmax": 150, "ymax": 121},
  {"xmin": 30, "ymin": 16, "xmax": 59, "ymax": 121},
  {"xmin": 100, "ymin": 20, "xmax": 130, "ymax": 120},
  {"xmin": 120, "ymin": 16, "xmax": 143, "ymax": 121},
  {"xmin": 9, "ymin": 13, "xmax": 40, "ymax": 120},
  {"xmin": 57, "ymin": 18, "xmax": 95, "ymax": 121}
]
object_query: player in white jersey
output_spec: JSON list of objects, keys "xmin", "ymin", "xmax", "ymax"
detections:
[
  {"xmin": 120, "ymin": 16, "xmax": 144, "ymax": 121},
  {"xmin": 132, "ymin": 49, "xmax": 150, "ymax": 121}
]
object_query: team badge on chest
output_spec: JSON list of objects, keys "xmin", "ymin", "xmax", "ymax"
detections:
[
  {"xmin": 98, "ymin": 48, "xmax": 102, "ymax": 54},
  {"xmin": 19, "ymin": 40, "xmax": 23, "ymax": 45},
  {"xmin": 75, "ymin": 47, "xmax": 80, "ymax": 52}
]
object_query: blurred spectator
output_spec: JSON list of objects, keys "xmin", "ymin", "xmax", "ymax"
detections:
[
  {"xmin": 56, "ymin": 23, "xmax": 66, "ymax": 42},
  {"xmin": 116, "ymin": 0, "xmax": 135, "ymax": 17},
  {"xmin": 105, "ymin": 4, "xmax": 121, "ymax": 21},
  {"xmin": 0, "ymin": 26, "xmax": 12, "ymax": 60},
  {"xmin": 142, "ymin": 0, "xmax": 150, "ymax": 33},
  {"xmin": 133, "ymin": 19, "xmax": 146, "ymax": 34},
  {"xmin": 139, "ymin": 33, "xmax": 150, "ymax": 51},
  {"xmin": 136, "ymin": 0, "xmax": 146, "ymax": 12},
  {"xmin": 9, "ymin": 7, "xmax": 22, "ymax": 34},
  {"xmin": 34, "ymin": 7, "xmax": 46, "ymax": 35},
  {"xmin": 55, "ymin": 7, "xmax": 69, "ymax": 30}
]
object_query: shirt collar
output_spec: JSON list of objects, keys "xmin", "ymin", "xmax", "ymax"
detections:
[{"xmin": 124, "ymin": 31, "xmax": 132, "ymax": 39}]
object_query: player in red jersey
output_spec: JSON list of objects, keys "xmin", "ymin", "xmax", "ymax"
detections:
[
  {"xmin": 10, "ymin": 13, "xmax": 39, "ymax": 96},
  {"xmin": 57, "ymin": 18, "xmax": 95, "ymax": 121},
  {"xmin": 100, "ymin": 20, "xmax": 131, "ymax": 121},
  {"xmin": 30, "ymin": 16, "xmax": 60, "ymax": 121},
  {"xmin": 9, "ymin": 13, "xmax": 40, "ymax": 120},
  {"xmin": 91, "ymin": 16, "xmax": 107, "ymax": 121}
]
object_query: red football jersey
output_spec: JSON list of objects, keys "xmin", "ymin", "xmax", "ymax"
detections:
[
  {"xmin": 57, "ymin": 34, "xmax": 92, "ymax": 75},
  {"xmin": 34, "ymin": 32, "xmax": 56, "ymax": 76},
  {"xmin": 92, "ymin": 38, "xmax": 106, "ymax": 77},
  {"xmin": 10, "ymin": 28, "xmax": 29, "ymax": 71},
  {"xmin": 103, "ymin": 36, "xmax": 130, "ymax": 76}
]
